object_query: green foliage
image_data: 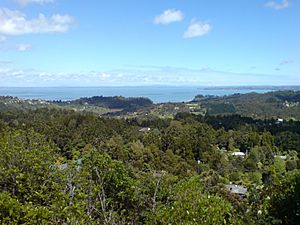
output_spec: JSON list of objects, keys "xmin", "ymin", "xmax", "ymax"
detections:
[
  {"xmin": 0, "ymin": 129, "xmax": 59, "ymax": 204},
  {"xmin": 286, "ymin": 160, "xmax": 298, "ymax": 171},
  {"xmin": 273, "ymin": 158, "xmax": 286, "ymax": 174},
  {"xmin": 1, "ymin": 92, "xmax": 300, "ymax": 224},
  {"xmin": 0, "ymin": 192, "xmax": 52, "ymax": 225},
  {"xmin": 147, "ymin": 176, "xmax": 244, "ymax": 224},
  {"xmin": 65, "ymin": 150, "xmax": 141, "ymax": 224},
  {"xmin": 193, "ymin": 90, "xmax": 300, "ymax": 120},
  {"xmin": 71, "ymin": 95, "xmax": 153, "ymax": 110},
  {"xmin": 207, "ymin": 102, "xmax": 236, "ymax": 114},
  {"xmin": 268, "ymin": 170, "xmax": 300, "ymax": 225}
]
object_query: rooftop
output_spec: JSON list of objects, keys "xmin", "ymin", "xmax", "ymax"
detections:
[{"xmin": 225, "ymin": 184, "xmax": 247, "ymax": 195}]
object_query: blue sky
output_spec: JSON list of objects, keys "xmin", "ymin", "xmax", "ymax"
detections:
[{"xmin": 0, "ymin": 0, "xmax": 299, "ymax": 86}]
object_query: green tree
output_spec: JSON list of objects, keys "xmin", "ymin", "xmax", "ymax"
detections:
[{"xmin": 147, "ymin": 176, "xmax": 244, "ymax": 224}]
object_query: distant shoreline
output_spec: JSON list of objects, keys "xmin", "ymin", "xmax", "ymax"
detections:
[
  {"xmin": 0, "ymin": 85, "xmax": 300, "ymax": 89},
  {"xmin": 203, "ymin": 86, "xmax": 300, "ymax": 91},
  {"xmin": 0, "ymin": 86, "xmax": 298, "ymax": 103}
]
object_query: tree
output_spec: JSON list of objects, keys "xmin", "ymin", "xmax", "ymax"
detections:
[
  {"xmin": 147, "ymin": 176, "xmax": 244, "ymax": 224},
  {"xmin": 268, "ymin": 170, "xmax": 300, "ymax": 225},
  {"xmin": 0, "ymin": 129, "xmax": 63, "ymax": 224}
]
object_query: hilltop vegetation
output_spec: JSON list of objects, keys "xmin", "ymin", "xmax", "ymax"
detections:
[
  {"xmin": 193, "ymin": 91, "xmax": 300, "ymax": 120},
  {"xmin": 2, "ymin": 91, "xmax": 300, "ymax": 120},
  {"xmin": 0, "ymin": 91, "xmax": 300, "ymax": 224},
  {"xmin": 0, "ymin": 95, "xmax": 153, "ymax": 115},
  {"xmin": 56, "ymin": 95, "xmax": 153, "ymax": 111}
]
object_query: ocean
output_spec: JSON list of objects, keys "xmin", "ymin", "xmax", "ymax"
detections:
[{"xmin": 0, "ymin": 86, "xmax": 271, "ymax": 103}]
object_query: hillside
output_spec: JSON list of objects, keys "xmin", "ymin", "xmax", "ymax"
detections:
[
  {"xmin": 0, "ymin": 95, "xmax": 153, "ymax": 115},
  {"xmin": 192, "ymin": 91, "xmax": 300, "ymax": 120},
  {"xmin": 67, "ymin": 95, "xmax": 153, "ymax": 110},
  {"xmin": 1, "ymin": 91, "xmax": 300, "ymax": 224},
  {"xmin": 0, "ymin": 98, "xmax": 299, "ymax": 224},
  {"xmin": 2, "ymin": 91, "xmax": 300, "ymax": 120}
]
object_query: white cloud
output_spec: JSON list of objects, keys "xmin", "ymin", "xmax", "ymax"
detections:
[
  {"xmin": 16, "ymin": 0, "xmax": 55, "ymax": 6},
  {"xmin": 0, "ymin": 35, "xmax": 6, "ymax": 42},
  {"xmin": 16, "ymin": 43, "xmax": 32, "ymax": 52},
  {"xmin": 154, "ymin": 9, "xmax": 184, "ymax": 25},
  {"xmin": 0, "ymin": 8, "xmax": 74, "ymax": 36},
  {"xmin": 183, "ymin": 20, "xmax": 211, "ymax": 38},
  {"xmin": 0, "ymin": 65, "xmax": 297, "ymax": 86},
  {"xmin": 265, "ymin": 0, "xmax": 289, "ymax": 10}
]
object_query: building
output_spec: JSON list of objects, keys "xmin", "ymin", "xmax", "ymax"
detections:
[
  {"xmin": 225, "ymin": 184, "xmax": 247, "ymax": 197},
  {"xmin": 274, "ymin": 155, "xmax": 287, "ymax": 160},
  {"xmin": 139, "ymin": 127, "xmax": 151, "ymax": 132},
  {"xmin": 231, "ymin": 152, "xmax": 246, "ymax": 157}
]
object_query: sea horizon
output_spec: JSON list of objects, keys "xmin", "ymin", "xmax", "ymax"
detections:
[{"xmin": 1, "ymin": 85, "xmax": 299, "ymax": 103}]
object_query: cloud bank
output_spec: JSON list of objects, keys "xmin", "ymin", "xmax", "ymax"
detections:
[
  {"xmin": 16, "ymin": 0, "xmax": 55, "ymax": 6},
  {"xmin": 0, "ymin": 65, "xmax": 295, "ymax": 87},
  {"xmin": 0, "ymin": 8, "xmax": 74, "ymax": 36}
]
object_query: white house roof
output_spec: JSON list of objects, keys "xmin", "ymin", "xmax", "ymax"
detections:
[
  {"xmin": 225, "ymin": 184, "xmax": 247, "ymax": 195},
  {"xmin": 139, "ymin": 127, "xmax": 151, "ymax": 132},
  {"xmin": 231, "ymin": 152, "xmax": 245, "ymax": 156},
  {"xmin": 274, "ymin": 155, "xmax": 287, "ymax": 160}
]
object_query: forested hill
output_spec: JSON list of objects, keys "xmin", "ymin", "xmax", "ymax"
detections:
[
  {"xmin": 1, "ymin": 94, "xmax": 300, "ymax": 224},
  {"xmin": 1, "ymin": 105, "xmax": 300, "ymax": 224},
  {"xmin": 0, "ymin": 95, "xmax": 153, "ymax": 115},
  {"xmin": 2, "ymin": 91, "xmax": 300, "ymax": 120},
  {"xmin": 66, "ymin": 96, "xmax": 153, "ymax": 110},
  {"xmin": 192, "ymin": 90, "xmax": 300, "ymax": 120}
]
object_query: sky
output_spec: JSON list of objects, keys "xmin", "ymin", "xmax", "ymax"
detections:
[{"xmin": 0, "ymin": 0, "xmax": 299, "ymax": 86}]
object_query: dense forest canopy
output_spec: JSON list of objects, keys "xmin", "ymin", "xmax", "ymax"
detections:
[
  {"xmin": 0, "ymin": 91, "xmax": 300, "ymax": 224},
  {"xmin": 193, "ymin": 91, "xmax": 300, "ymax": 120},
  {"xmin": 55, "ymin": 96, "xmax": 153, "ymax": 110}
]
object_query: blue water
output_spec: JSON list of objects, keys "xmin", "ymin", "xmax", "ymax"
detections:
[{"xmin": 0, "ymin": 86, "xmax": 271, "ymax": 103}]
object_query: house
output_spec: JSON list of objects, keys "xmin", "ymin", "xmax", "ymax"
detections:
[
  {"xmin": 225, "ymin": 184, "xmax": 247, "ymax": 197},
  {"xmin": 276, "ymin": 118, "xmax": 284, "ymax": 124},
  {"xmin": 231, "ymin": 152, "xmax": 246, "ymax": 157},
  {"xmin": 139, "ymin": 127, "xmax": 151, "ymax": 132},
  {"xmin": 274, "ymin": 155, "xmax": 287, "ymax": 160}
]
